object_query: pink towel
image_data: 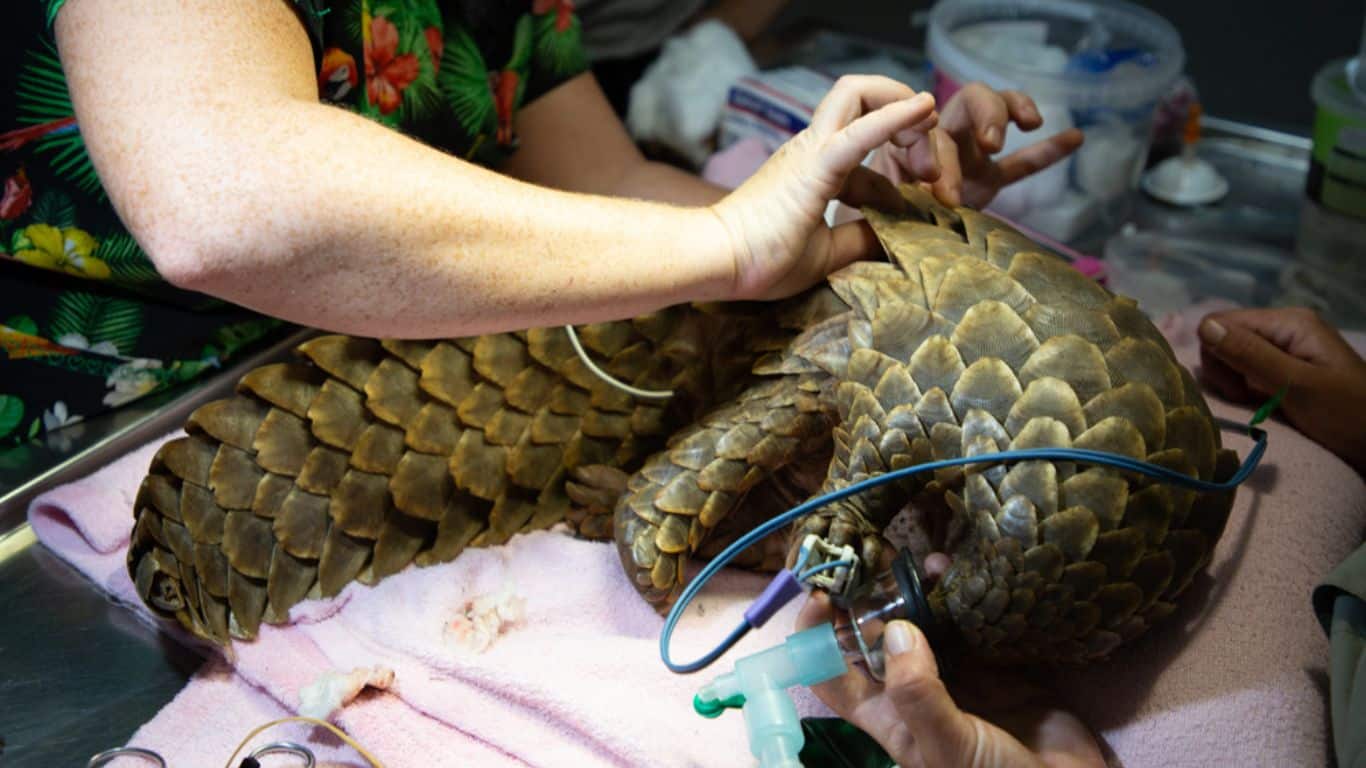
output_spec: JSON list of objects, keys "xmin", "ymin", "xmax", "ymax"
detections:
[
  {"xmin": 28, "ymin": 437, "xmax": 832, "ymax": 767},
  {"xmin": 27, "ymin": 302, "xmax": 1366, "ymax": 768}
]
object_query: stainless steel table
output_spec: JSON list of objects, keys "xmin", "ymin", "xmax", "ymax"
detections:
[{"xmin": 0, "ymin": 329, "xmax": 312, "ymax": 766}]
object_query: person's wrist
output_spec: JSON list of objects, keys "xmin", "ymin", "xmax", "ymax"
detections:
[{"xmin": 698, "ymin": 201, "xmax": 745, "ymax": 302}]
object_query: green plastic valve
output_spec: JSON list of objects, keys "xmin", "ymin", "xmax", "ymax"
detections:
[{"xmin": 693, "ymin": 623, "xmax": 849, "ymax": 767}]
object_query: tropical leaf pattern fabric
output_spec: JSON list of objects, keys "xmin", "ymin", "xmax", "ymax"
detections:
[{"xmin": 0, "ymin": 0, "xmax": 587, "ymax": 447}]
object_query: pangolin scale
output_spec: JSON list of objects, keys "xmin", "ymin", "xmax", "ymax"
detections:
[{"xmin": 129, "ymin": 185, "xmax": 1236, "ymax": 665}]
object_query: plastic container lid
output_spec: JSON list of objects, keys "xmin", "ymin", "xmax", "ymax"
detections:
[
  {"xmin": 926, "ymin": 0, "xmax": 1185, "ymax": 110},
  {"xmin": 1141, "ymin": 154, "xmax": 1229, "ymax": 206},
  {"xmin": 1313, "ymin": 57, "xmax": 1366, "ymax": 118}
]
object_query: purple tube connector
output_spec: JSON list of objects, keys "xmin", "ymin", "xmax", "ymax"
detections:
[{"xmin": 744, "ymin": 570, "xmax": 804, "ymax": 628}]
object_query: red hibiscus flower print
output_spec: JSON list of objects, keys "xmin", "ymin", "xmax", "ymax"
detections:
[
  {"xmin": 364, "ymin": 16, "xmax": 420, "ymax": 115},
  {"xmin": 425, "ymin": 27, "xmax": 444, "ymax": 75},
  {"xmin": 534, "ymin": 0, "xmax": 575, "ymax": 32},
  {"xmin": 0, "ymin": 169, "xmax": 32, "ymax": 221}
]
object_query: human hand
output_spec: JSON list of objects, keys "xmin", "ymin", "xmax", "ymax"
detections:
[
  {"xmin": 1198, "ymin": 307, "xmax": 1366, "ymax": 474},
  {"xmin": 712, "ymin": 76, "xmax": 941, "ymax": 301},
  {"xmin": 871, "ymin": 82, "xmax": 1083, "ymax": 208},
  {"xmin": 796, "ymin": 593, "xmax": 1104, "ymax": 768}
]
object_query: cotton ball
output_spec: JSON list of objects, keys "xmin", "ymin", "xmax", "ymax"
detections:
[
  {"xmin": 1075, "ymin": 122, "xmax": 1145, "ymax": 202},
  {"xmin": 298, "ymin": 666, "xmax": 395, "ymax": 721},
  {"xmin": 988, "ymin": 98, "xmax": 1075, "ymax": 220}
]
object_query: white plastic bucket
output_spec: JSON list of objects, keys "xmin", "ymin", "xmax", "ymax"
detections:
[{"xmin": 926, "ymin": 0, "xmax": 1184, "ymax": 242}]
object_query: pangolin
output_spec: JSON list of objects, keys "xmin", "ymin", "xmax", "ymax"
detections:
[{"xmin": 128, "ymin": 185, "xmax": 1236, "ymax": 665}]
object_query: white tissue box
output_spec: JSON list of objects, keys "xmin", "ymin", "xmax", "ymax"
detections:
[{"xmin": 719, "ymin": 67, "xmax": 836, "ymax": 153}]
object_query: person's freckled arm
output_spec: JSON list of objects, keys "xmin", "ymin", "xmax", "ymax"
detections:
[{"xmin": 55, "ymin": 0, "xmax": 735, "ymax": 339}]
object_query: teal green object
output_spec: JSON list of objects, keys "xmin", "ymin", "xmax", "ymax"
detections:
[
  {"xmin": 1250, "ymin": 385, "xmax": 1289, "ymax": 426},
  {"xmin": 694, "ymin": 624, "xmax": 850, "ymax": 768},
  {"xmin": 694, "ymin": 692, "xmax": 746, "ymax": 718}
]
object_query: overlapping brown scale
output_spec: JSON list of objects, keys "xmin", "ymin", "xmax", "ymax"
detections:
[
  {"xmin": 297, "ymin": 445, "xmax": 349, "ymax": 495},
  {"xmin": 1022, "ymin": 302, "xmax": 1121, "ymax": 348},
  {"xmin": 265, "ymin": 547, "xmax": 317, "ymax": 623},
  {"xmin": 369, "ymin": 509, "xmax": 433, "ymax": 581},
  {"xmin": 251, "ymin": 472, "xmax": 293, "ymax": 518},
  {"xmin": 188, "ymin": 397, "xmax": 269, "ymax": 452},
  {"xmin": 871, "ymin": 302, "xmax": 951, "ymax": 363},
  {"xmin": 296, "ymin": 335, "xmax": 381, "ymax": 391},
  {"xmin": 478, "ymin": 494, "xmax": 538, "ymax": 546},
  {"xmin": 329, "ymin": 469, "xmax": 388, "ymax": 538},
  {"xmin": 180, "ymin": 482, "xmax": 226, "ymax": 544},
  {"xmin": 1106, "ymin": 297, "xmax": 1175, "ymax": 354},
  {"xmin": 1105, "ymin": 338, "xmax": 1185, "ymax": 408},
  {"xmin": 222, "ymin": 510, "xmax": 274, "ymax": 579},
  {"xmin": 908, "ymin": 336, "xmax": 967, "ymax": 395},
  {"xmin": 933, "ymin": 258, "xmax": 1035, "ymax": 323},
  {"xmin": 829, "ymin": 262, "xmax": 901, "ymax": 317},
  {"xmin": 153, "ymin": 435, "xmax": 218, "ymax": 487},
  {"xmin": 416, "ymin": 342, "xmax": 476, "ymax": 407},
  {"xmin": 1060, "ymin": 469, "xmax": 1128, "ymax": 531},
  {"xmin": 209, "ymin": 444, "xmax": 261, "ymax": 510},
  {"xmin": 1019, "ymin": 335, "xmax": 1111, "ymax": 405},
  {"xmin": 251, "ymin": 407, "xmax": 313, "ymax": 476},
  {"xmin": 379, "ymin": 339, "xmax": 435, "ymax": 370},
  {"xmin": 986, "ymin": 229, "xmax": 1047, "ymax": 272},
  {"xmin": 225, "ymin": 569, "xmax": 267, "ymax": 639},
  {"xmin": 418, "ymin": 496, "xmax": 488, "ymax": 565},
  {"xmin": 1162, "ymin": 406, "xmax": 1217, "ymax": 481},
  {"xmin": 1005, "ymin": 378, "xmax": 1085, "ymax": 439},
  {"xmin": 318, "ymin": 526, "xmax": 371, "ymax": 596},
  {"xmin": 951, "ymin": 300, "xmax": 1039, "ymax": 371},
  {"xmin": 507, "ymin": 433, "xmax": 565, "ymax": 490},
  {"xmin": 472, "ymin": 334, "xmax": 529, "ymax": 388},
  {"xmin": 1008, "ymin": 252, "xmax": 1112, "ymax": 311},
  {"xmin": 390, "ymin": 451, "xmax": 453, "ymax": 520},
  {"xmin": 364, "ymin": 358, "xmax": 424, "ymax": 428},
  {"xmin": 307, "ymin": 380, "xmax": 368, "ymax": 451},
  {"xmin": 451, "ymin": 430, "xmax": 508, "ymax": 501},
  {"xmin": 274, "ymin": 488, "xmax": 330, "ymax": 559},
  {"xmin": 950, "ymin": 358, "xmax": 1022, "ymax": 425}
]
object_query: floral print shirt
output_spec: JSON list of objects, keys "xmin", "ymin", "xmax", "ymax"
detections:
[{"xmin": 0, "ymin": 0, "xmax": 587, "ymax": 448}]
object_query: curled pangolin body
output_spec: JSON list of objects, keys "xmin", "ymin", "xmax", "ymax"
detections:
[{"xmin": 130, "ymin": 185, "xmax": 1234, "ymax": 664}]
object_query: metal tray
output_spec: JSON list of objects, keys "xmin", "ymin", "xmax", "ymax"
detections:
[{"xmin": 0, "ymin": 328, "xmax": 314, "ymax": 766}]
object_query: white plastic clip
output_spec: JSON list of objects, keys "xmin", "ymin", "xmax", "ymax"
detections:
[{"xmin": 793, "ymin": 533, "xmax": 860, "ymax": 595}]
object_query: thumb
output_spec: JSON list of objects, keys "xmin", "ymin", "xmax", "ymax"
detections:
[
  {"xmin": 882, "ymin": 620, "xmax": 979, "ymax": 766},
  {"xmin": 1200, "ymin": 316, "xmax": 1307, "ymax": 396}
]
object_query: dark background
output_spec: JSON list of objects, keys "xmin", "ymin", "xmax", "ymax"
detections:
[{"xmin": 772, "ymin": 0, "xmax": 1365, "ymax": 135}]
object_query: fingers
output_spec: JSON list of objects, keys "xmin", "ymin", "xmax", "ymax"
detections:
[
  {"xmin": 810, "ymin": 75, "xmax": 925, "ymax": 136},
  {"xmin": 1000, "ymin": 90, "xmax": 1042, "ymax": 131},
  {"xmin": 927, "ymin": 127, "xmax": 964, "ymax": 207},
  {"xmin": 826, "ymin": 219, "xmax": 883, "ymax": 274},
  {"xmin": 996, "ymin": 128, "xmax": 1084, "ymax": 185},
  {"xmin": 1198, "ymin": 346, "xmax": 1257, "ymax": 404},
  {"xmin": 821, "ymin": 93, "xmax": 937, "ymax": 182},
  {"xmin": 796, "ymin": 590, "xmax": 837, "ymax": 631},
  {"xmin": 1204, "ymin": 307, "xmax": 1363, "ymax": 367},
  {"xmin": 941, "ymin": 82, "xmax": 1009, "ymax": 153},
  {"xmin": 1199, "ymin": 315, "xmax": 1309, "ymax": 397},
  {"xmin": 882, "ymin": 621, "xmax": 979, "ymax": 766}
]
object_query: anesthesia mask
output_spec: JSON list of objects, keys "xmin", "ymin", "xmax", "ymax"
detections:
[{"xmin": 793, "ymin": 536, "xmax": 953, "ymax": 683}]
